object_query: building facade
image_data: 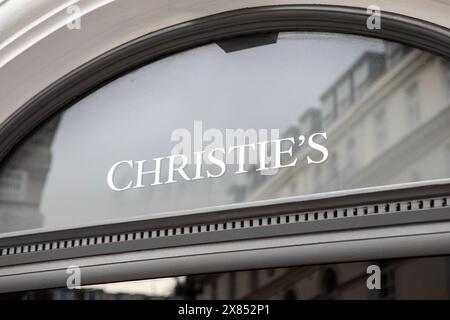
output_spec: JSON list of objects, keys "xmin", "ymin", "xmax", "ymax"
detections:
[{"xmin": 1, "ymin": 1, "xmax": 450, "ymax": 297}]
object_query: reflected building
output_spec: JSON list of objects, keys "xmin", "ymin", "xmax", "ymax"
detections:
[
  {"xmin": 187, "ymin": 256, "xmax": 450, "ymax": 300},
  {"xmin": 186, "ymin": 42, "xmax": 450, "ymax": 300},
  {"xmin": 0, "ymin": 116, "xmax": 60, "ymax": 233},
  {"xmin": 0, "ymin": 287, "xmax": 165, "ymax": 300}
]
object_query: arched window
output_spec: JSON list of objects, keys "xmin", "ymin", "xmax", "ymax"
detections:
[
  {"xmin": 1, "ymin": 5, "xmax": 450, "ymax": 293},
  {"xmin": 2, "ymin": 32, "xmax": 425, "ymax": 234}
]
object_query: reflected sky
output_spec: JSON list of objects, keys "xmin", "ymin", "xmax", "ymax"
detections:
[{"xmin": 38, "ymin": 33, "xmax": 384, "ymax": 229}]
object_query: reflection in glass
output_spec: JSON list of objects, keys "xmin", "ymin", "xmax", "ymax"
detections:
[
  {"xmin": 0, "ymin": 32, "xmax": 449, "ymax": 234},
  {"xmin": 0, "ymin": 116, "xmax": 60, "ymax": 233},
  {"xmin": 3, "ymin": 256, "xmax": 450, "ymax": 300},
  {"xmin": 185, "ymin": 256, "xmax": 450, "ymax": 300}
]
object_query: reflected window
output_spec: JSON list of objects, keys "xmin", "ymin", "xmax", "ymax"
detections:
[
  {"xmin": 229, "ymin": 273, "xmax": 236, "ymax": 300},
  {"xmin": 406, "ymin": 82, "xmax": 421, "ymax": 128},
  {"xmin": 345, "ymin": 137, "xmax": 356, "ymax": 173},
  {"xmin": 249, "ymin": 271, "xmax": 258, "ymax": 291},
  {"xmin": 211, "ymin": 280, "xmax": 217, "ymax": 300},
  {"xmin": 321, "ymin": 94, "xmax": 336, "ymax": 128},
  {"xmin": 374, "ymin": 108, "xmax": 387, "ymax": 152},
  {"xmin": 385, "ymin": 42, "xmax": 411, "ymax": 68},
  {"xmin": 314, "ymin": 166, "xmax": 322, "ymax": 192},
  {"xmin": 336, "ymin": 78, "xmax": 352, "ymax": 113},
  {"xmin": 266, "ymin": 269, "xmax": 275, "ymax": 278},
  {"xmin": 378, "ymin": 261, "xmax": 396, "ymax": 300},
  {"xmin": 328, "ymin": 152, "xmax": 339, "ymax": 183},
  {"xmin": 353, "ymin": 61, "xmax": 369, "ymax": 100},
  {"xmin": 322, "ymin": 268, "xmax": 337, "ymax": 300}
]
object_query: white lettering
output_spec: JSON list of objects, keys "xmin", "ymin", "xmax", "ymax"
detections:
[
  {"xmin": 107, "ymin": 160, "xmax": 133, "ymax": 191},
  {"xmin": 272, "ymin": 138, "xmax": 298, "ymax": 169},
  {"xmin": 307, "ymin": 132, "xmax": 329, "ymax": 164},
  {"xmin": 166, "ymin": 155, "xmax": 191, "ymax": 183},
  {"xmin": 134, "ymin": 158, "xmax": 163, "ymax": 188}
]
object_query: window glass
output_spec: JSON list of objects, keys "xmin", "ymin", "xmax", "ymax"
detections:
[
  {"xmin": 321, "ymin": 94, "xmax": 335, "ymax": 127},
  {"xmin": 406, "ymin": 82, "xmax": 421, "ymax": 128},
  {"xmin": 328, "ymin": 152, "xmax": 339, "ymax": 188},
  {"xmin": 374, "ymin": 108, "xmax": 387, "ymax": 152},
  {"xmin": 354, "ymin": 62, "xmax": 369, "ymax": 88},
  {"xmin": 0, "ymin": 32, "xmax": 449, "ymax": 235},
  {"xmin": 345, "ymin": 137, "xmax": 356, "ymax": 172},
  {"xmin": 4, "ymin": 255, "xmax": 450, "ymax": 300},
  {"xmin": 336, "ymin": 78, "xmax": 352, "ymax": 112},
  {"xmin": 385, "ymin": 42, "xmax": 411, "ymax": 68},
  {"xmin": 353, "ymin": 61, "xmax": 369, "ymax": 100}
]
